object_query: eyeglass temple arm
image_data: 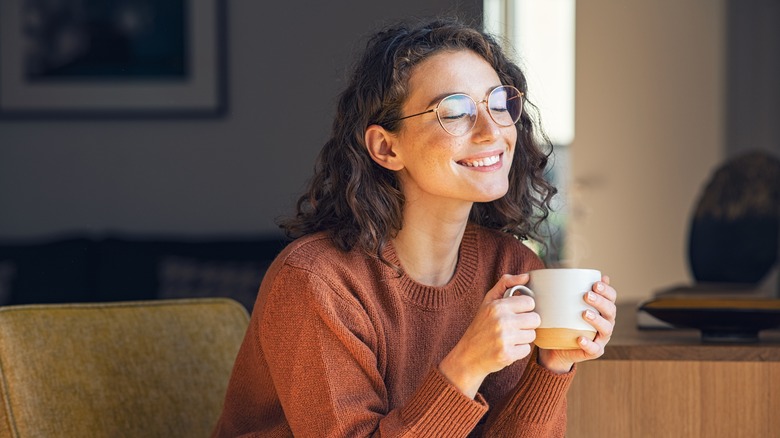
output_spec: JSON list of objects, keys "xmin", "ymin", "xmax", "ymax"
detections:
[{"xmin": 394, "ymin": 108, "xmax": 436, "ymax": 122}]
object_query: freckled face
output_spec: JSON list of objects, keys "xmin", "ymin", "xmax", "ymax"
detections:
[{"xmin": 391, "ymin": 50, "xmax": 517, "ymax": 207}]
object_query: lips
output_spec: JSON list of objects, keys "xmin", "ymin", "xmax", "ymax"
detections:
[{"xmin": 457, "ymin": 153, "xmax": 501, "ymax": 168}]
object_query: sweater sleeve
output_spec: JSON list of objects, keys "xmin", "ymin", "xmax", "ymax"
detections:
[
  {"xmin": 259, "ymin": 264, "xmax": 488, "ymax": 437},
  {"xmin": 479, "ymin": 348, "xmax": 575, "ymax": 437},
  {"xmin": 470, "ymin": 235, "xmax": 573, "ymax": 437}
]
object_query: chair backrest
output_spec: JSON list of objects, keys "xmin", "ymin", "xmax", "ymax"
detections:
[{"xmin": 0, "ymin": 298, "xmax": 249, "ymax": 438}]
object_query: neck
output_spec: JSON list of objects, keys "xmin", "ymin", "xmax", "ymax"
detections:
[{"xmin": 392, "ymin": 199, "xmax": 472, "ymax": 287}]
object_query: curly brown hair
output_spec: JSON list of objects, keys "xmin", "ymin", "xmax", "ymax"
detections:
[{"xmin": 280, "ymin": 17, "xmax": 557, "ymax": 260}]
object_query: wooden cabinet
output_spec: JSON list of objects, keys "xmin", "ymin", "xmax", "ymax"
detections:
[{"xmin": 566, "ymin": 304, "xmax": 780, "ymax": 438}]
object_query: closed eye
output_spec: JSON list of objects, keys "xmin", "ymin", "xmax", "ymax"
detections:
[{"xmin": 440, "ymin": 112, "xmax": 470, "ymax": 120}]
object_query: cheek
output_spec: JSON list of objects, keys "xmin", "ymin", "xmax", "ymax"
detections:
[
  {"xmin": 505, "ymin": 131, "xmax": 518, "ymax": 164},
  {"xmin": 506, "ymin": 144, "xmax": 517, "ymax": 168},
  {"xmin": 410, "ymin": 133, "xmax": 459, "ymax": 167}
]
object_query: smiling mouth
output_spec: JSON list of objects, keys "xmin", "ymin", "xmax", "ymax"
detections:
[{"xmin": 457, "ymin": 154, "xmax": 501, "ymax": 168}]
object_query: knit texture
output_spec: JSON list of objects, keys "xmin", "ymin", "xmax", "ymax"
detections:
[{"xmin": 212, "ymin": 223, "xmax": 575, "ymax": 437}]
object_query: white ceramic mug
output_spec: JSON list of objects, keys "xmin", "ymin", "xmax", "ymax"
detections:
[{"xmin": 503, "ymin": 268, "xmax": 601, "ymax": 350}]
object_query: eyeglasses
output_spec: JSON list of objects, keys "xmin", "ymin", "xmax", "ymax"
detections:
[{"xmin": 390, "ymin": 85, "xmax": 524, "ymax": 136}]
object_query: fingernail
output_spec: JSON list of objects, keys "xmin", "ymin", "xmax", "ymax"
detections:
[
  {"xmin": 585, "ymin": 310, "xmax": 596, "ymax": 320},
  {"xmin": 587, "ymin": 291, "xmax": 597, "ymax": 302},
  {"xmin": 596, "ymin": 282, "xmax": 605, "ymax": 292},
  {"xmin": 579, "ymin": 337, "xmax": 588, "ymax": 346}
]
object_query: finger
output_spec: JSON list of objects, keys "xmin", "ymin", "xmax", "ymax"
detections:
[
  {"xmin": 496, "ymin": 314, "xmax": 538, "ymax": 340},
  {"xmin": 502, "ymin": 295, "xmax": 536, "ymax": 313},
  {"xmin": 583, "ymin": 310, "xmax": 614, "ymax": 339},
  {"xmin": 584, "ymin": 291, "xmax": 617, "ymax": 322},
  {"xmin": 486, "ymin": 273, "xmax": 530, "ymax": 302},
  {"xmin": 577, "ymin": 335, "xmax": 605, "ymax": 358},
  {"xmin": 515, "ymin": 311, "xmax": 541, "ymax": 329},
  {"xmin": 501, "ymin": 272, "xmax": 530, "ymax": 288},
  {"xmin": 601, "ymin": 275, "xmax": 611, "ymax": 286},
  {"xmin": 592, "ymin": 280, "xmax": 617, "ymax": 303},
  {"xmin": 509, "ymin": 343, "xmax": 534, "ymax": 361},
  {"xmin": 509, "ymin": 328, "xmax": 537, "ymax": 346}
]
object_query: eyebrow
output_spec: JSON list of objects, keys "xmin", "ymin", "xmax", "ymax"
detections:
[{"xmin": 424, "ymin": 92, "xmax": 458, "ymax": 108}]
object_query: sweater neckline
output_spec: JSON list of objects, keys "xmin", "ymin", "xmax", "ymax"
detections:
[{"xmin": 383, "ymin": 223, "xmax": 480, "ymax": 310}]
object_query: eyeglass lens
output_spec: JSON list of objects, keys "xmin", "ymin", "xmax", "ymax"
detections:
[{"xmin": 437, "ymin": 86, "xmax": 522, "ymax": 136}]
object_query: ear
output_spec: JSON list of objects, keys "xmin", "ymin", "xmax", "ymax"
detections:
[{"xmin": 364, "ymin": 124, "xmax": 404, "ymax": 171}]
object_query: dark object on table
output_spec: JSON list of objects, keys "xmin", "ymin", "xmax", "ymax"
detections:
[
  {"xmin": 642, "ymin": 152, "xmax": 780, "ymax": 339},
  {"xmin": 688, "ymin": 151, "xmax": 780, "ymax": 284},
  {"xmin": 639, "ymin": 297, "xmax": 780, "ymax": 343}
]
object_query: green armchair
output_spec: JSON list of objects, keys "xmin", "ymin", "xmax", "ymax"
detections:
[{"xmin": 0, "ymin": 298, "xmax": 249, "ymax": 437}]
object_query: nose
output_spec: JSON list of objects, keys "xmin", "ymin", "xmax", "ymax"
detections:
[{"xmin": 471, "ymin": 100, "xmax": 501, "ymax": 142}]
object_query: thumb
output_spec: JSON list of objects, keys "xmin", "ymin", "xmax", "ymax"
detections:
[{"xmin": 484, "ymin": 273, "xmax": 530, "ymax": 303}]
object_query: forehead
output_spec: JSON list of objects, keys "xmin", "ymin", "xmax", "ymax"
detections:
[{"xmin": 405, "ymin": 50, "xmax": 502, "ymax": 104}]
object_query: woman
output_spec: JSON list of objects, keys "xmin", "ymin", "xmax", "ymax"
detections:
[{"xmin": 213, "ymin": 18, "xmax": 617, "ymax": 437}]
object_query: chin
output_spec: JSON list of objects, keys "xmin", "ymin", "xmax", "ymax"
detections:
[{"xmin": 473, "ymin": 188, "xmax": 509, "ymax": 203}]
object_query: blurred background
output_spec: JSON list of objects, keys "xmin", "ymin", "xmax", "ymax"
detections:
[{"xmin": 0, "ymin": 0, "xmax": 778, "ymax": 306}]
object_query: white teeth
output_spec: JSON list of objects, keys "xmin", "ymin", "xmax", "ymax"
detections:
[{"xmin": 461, "ymin": 155, "xmax": 500, "ymax": 167}]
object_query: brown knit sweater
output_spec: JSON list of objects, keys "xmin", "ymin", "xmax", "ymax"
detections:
[{"xmin": 212, "ymin": 223, "xmax": 575, "ymax": 437}]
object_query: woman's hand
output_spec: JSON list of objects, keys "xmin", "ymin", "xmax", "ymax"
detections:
[
  {"xmin": 537, "ymin": 275, "xmax": 618, "ymax": 374},
  {"xmin": 439, "ymin": 274, "xmax": 540, "ymax": 398}
]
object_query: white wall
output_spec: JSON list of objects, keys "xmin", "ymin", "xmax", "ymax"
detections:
[
  {"xmin": 567, "ymin": 0, "xmax": 726, "ymax": 302},
  {"xmin": 0, "ymin": 0, "xmax": 480, "ymax": 239}
]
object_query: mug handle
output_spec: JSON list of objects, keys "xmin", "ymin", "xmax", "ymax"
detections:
[{"xmin": 503, "ymin": 285, "xmax": 534, "ymax": 299}]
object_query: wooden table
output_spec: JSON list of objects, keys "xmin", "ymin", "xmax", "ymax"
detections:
[{"xmin": 566, "ymin": 302, "xmax": 780, "ymax": 438}]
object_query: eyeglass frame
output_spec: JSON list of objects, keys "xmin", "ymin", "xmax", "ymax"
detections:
[{"xmin": 387, "ymin": 85, "xmax": 524, "ymax": 136}]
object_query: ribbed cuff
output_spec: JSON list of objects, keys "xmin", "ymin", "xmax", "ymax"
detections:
[
  {"xmin": 491, "ymin": 350, "xmax": 576, "ymax": 431},
  {"xmin": 515, "ymin": 359, "xmax": 575, "ymax": 422},
  {"xmin": 399, "ymin": 367, "xmax": 488, "ymax": 438}
]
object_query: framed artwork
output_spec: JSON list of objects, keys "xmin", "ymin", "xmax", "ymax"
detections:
[{"xmin": 0, "ymin": 0, "xmax": 226, "ymax": 118}]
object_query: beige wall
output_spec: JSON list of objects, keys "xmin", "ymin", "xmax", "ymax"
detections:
[{"xmin": 567, "ymin": 0, "xmax": 725, "ymax": 302}]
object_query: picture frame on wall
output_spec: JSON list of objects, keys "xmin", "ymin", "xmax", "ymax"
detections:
[{"xmin": 0, "ymin": 0, "xmax": 226, "ymax": 118}]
